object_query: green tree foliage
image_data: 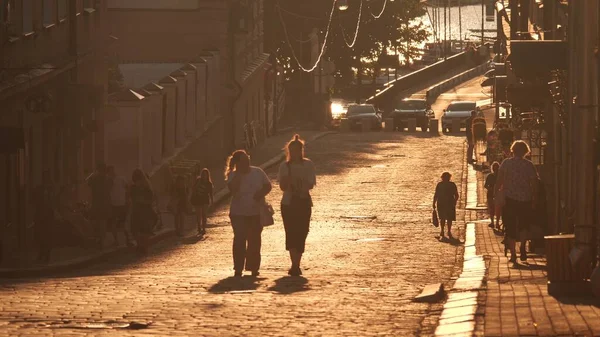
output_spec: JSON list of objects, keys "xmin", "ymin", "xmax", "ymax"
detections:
[{"xmin": 272, "ymin": 0, "xmax": 430, "ymax": 87}]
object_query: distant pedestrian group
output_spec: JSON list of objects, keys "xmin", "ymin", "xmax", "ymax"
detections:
[
  {"xmin": 433, "ymin": 138, "xmax": 544, "ymax": 267},
  {"xmin": 30, "ymin": 160, "xmax": 215, "ymax": 262}
]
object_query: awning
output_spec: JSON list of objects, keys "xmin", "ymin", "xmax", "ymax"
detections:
[
  {"xmin": 506, "ymin": 84, "xmax": 550, "ymax": 109},
  {"xmin": 481, "ymin": 78, "xmax": 494, "ymax": 87},
  {"xmin": 508, "ymin": 41, "xmax": 567, "ymax": 78}
]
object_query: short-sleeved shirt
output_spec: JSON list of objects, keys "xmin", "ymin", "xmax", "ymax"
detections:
[
  {"xmin": 278, "ymin": 159, "xmax": 316, "ymax": 206},
  {"xmin": 227, "ymin": 166, "xmax": 271, "ymax": 216},
  {"xmin": 435, "ymin": 181, "xmax": 458, "ymax": 208},
  {"xmin": 499, "ymin": 157, "xmax": 538, "ymax": 202}
]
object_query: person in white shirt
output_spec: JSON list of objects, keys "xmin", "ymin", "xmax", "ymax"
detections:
[
  {"xmin": 226, "ymin": 150, "xmax": 272, "ymax": 277},
  {"xmin": 278, "ymin": 134, "xmax": 316, "ymax": 276},
  {"xmin": 107, "ymin": 166, "xmax": 133, "ymax": 247}
]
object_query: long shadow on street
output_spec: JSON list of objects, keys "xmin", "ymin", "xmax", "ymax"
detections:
[
  {"xmin": 267, "ymin": 276, "xmax": 310, "ymax": 294},
  {"xmin": 208, "ymin": 276, "xmax": 264, "ymax": 294}
]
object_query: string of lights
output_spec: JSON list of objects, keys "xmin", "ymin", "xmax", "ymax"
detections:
[
  {"xmin": 276, "ymin": 0, "xmax": 338, "ymax": 72},
  {"xmin": 369, "ymin": 0, "xmax": 388, "ymax": 19},
  {"xmin": 340, "ymin": 0, "xmax": 363, "ymax": 48},
  {"xmin": 276, "ymin": 5, "xmax": 328, "ymax": 21}
]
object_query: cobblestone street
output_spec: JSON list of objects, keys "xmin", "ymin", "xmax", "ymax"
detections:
[{"xmin": 0, "ymin": 130, "xmax": 469, "ymax": 336}]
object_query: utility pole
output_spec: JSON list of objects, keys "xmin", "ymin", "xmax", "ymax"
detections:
[
  {"xmin": 406, "ymin": 20, "xmax": 410, "ymax": 65},
  {"xmin": 481, "ymin": 0, "xmax": 484, "ymax": 45},
  {"xmin": 270, "ymin": 0, "xmax": 278, "ymax": 135},
  {"xmin": 574, "ymin": 0, "xmax": 598, "ymax": 259},
  {"xmin": 509, "ymin": 0, "xmax": 518, "ymax": 40},
  {"xmin": 437, "ymin": 0, "xmax": 441, "ymax": 43},
  {"xmin": 448, "ymin": 0, "xmax": 452, "ymax": 46},
  {"xmin": 444, "ymin": 0, "xmax": 447, "ymax": 60},
  {"xmin": 458, "ymin": 0, "xmax": 462, "ymax": 43}
]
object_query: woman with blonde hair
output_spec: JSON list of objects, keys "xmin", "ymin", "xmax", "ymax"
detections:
[
  {"xmin": 495, "ymin": 140, "xmax": 538, "ymax": 264},
  {"xmin": 226, "ymin": 150, "xmax": 272, "ymax": 277},
  {"xmin": 278, "ymin": 134, "xmax": 316, "ymax": 276}
]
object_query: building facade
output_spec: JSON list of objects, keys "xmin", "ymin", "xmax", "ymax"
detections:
[
  {"xmin": 0, "ymin": 0, "xmax": 108, "ymax": 254},
  {"xmin": 496, "ymin": 1, "xmax": 599, "ymax": 268},
  {"xmin": 106, "ymin": 0, "xmax": 269, "ymax": 161}
]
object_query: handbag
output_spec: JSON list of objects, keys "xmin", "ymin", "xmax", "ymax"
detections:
[
  {"xmin": 432, "ymin": 209, "xmax": 439, "ymax": 227},
  {"xmin": 260, "ymin": 202, "xmax": 275, "ymax": 227}
]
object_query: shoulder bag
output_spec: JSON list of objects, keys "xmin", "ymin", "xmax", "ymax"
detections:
[{"xmin": 260, "ymin": 201, "xmax": 275, "ymax": 227}]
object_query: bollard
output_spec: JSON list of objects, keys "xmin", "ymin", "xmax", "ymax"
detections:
[
  {"xmin": 429, "ymin": 119, "xmax": 439, "ymax": 135},
  {"xmin": 384, "ymin": 118, "xmax": 395, "ymax": 132},
  {"xmin": 340, "ymin": 118, "xmax": 350, "ymax": 132},
  {"xmin": 407, "ymin": 118, "xmax": 417, "ymax": 133},
  {"xmin": 452, "ymin": 119, "xmax": 461, "ymax": 133},
  {"xmin": 361, "ymin": 118, "xmax": 373, "ymax": 132}
]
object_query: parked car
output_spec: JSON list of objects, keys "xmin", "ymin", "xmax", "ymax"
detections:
[
  {"xmin": 346, "ymin": 104, "xmax": 383, "ymax": 131},
  {"xmin": 391, "ymin": 98, "xmax": 434, "ymax": 132},
  {"xmin": 441, "ymin": 101, "xmax": 477, "ymax": 133}
]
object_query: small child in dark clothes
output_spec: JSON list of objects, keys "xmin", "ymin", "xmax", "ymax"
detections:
[
  {"xmin": 485, "ymin": 162, "xmax": 501, "ymax": 230},
  {"xmin": 433, "ymin": 172, "xmax": 459, "ymax": 239}
]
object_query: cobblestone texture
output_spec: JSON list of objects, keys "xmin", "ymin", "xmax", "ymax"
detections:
[
  {"xmin": 476, "ymin": 222, "xmax": 600, "ymax": 337},
  {"xmin": 0, "ymin": 131, "xmax": 467, "ymax": 336}
]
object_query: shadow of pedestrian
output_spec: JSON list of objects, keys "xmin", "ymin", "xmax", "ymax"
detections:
[
  {"xmin": 439, "ymin": 236, "xmax": 464, "ymax": 246},
  {"xmin": 554, "ymin": 295, "xmax": 600, "ymax": 307},
  {"xmin": 208, "ymin": 276, "xmax": 263, "ymax": 294},
  {"xmin": 267, "ymin": 276, "xmax": 310, "ymax": 295},
  {"xmin": 510, "ymin": 262, "xmax": 546, "ymax": 271}
]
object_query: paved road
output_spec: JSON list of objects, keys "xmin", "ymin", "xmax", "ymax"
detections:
[
  {"xmin": 0, "ymin": 76, "xmax": 490, "ymax": 336},
  {"xmin": 0, "ymin": 131, "xmax": 466, "ymax": 336},
  {"xmin": 411, "ymin": 75, "xmax": 491, "ymax": 120}
]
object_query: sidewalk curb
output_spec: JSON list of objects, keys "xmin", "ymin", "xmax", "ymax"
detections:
[{"xmin": 0, "ymin": 131, "xmax": 335, "ymax": 279}]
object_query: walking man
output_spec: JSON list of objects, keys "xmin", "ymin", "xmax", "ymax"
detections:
[{"xmin": 466, "ymin": 110, "xmax": 476, "ymax": 164}]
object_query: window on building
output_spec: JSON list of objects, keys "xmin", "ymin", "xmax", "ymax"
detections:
[
  {"xmin": 43, "ymin": 0, "xmax": 55, "ymax": 26},
  {"xmin": 22, "ymin": 0, "xmax": 33, "ymax": 33},
  {"xmin": 57, "ymin": 0, "xmax": 67, "ymax": 20}
]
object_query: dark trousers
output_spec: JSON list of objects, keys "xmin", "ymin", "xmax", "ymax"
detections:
[
  {"xmin": 467, "ymin": 141, "xmax": 474, "ymax": 163},
  {"xmin": 230, "ymin": 215, "xmax": 262, "ymax": 272},
  {"xmin": 502, "ymin": 197, "xmax": 532, "ymax": 241},
  {"xmin": 281, "ymin": 201, "xmax": 312, "ymax": 253}
]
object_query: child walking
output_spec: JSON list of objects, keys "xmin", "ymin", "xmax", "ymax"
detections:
[
  {"xmin": 190, "ymin": 168, "xmax": 213, "ymax": 235},
  {"xmin": 433, "ymin": 172, "xmax": 459, "ymax": 239},
  {"xmin": 171, "ymin": 175, "xmax": 188, "ymax": 236},
  {"xmin": 485, "ymin": 162, "xmax": 501, "ymax": 230}
]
